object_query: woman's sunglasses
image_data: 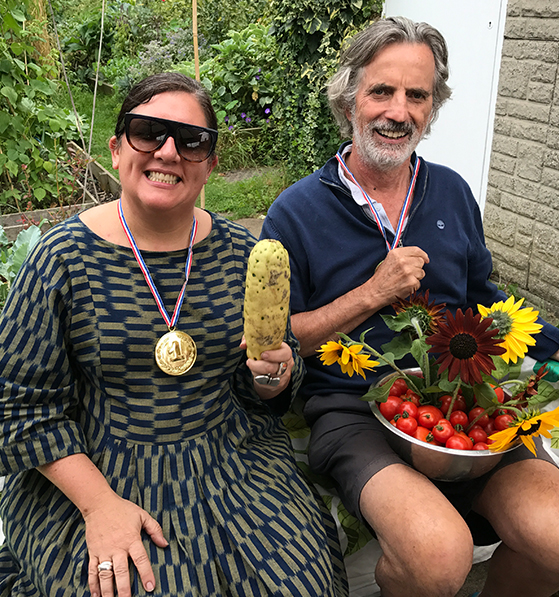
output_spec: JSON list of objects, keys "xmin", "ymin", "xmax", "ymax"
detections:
[{"xmin": 123, "ymin": 113, "xmax": 218, "ymax": 162}]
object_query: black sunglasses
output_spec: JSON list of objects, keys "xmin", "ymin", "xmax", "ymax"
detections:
[{"xmin": 123, "ymin": 113, "xmax": 218, "ymax": 162}]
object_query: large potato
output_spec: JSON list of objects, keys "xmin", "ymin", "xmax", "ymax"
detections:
[{"xmin": 244, "ymin": 239, "xmax": 290, "ymax": 360}]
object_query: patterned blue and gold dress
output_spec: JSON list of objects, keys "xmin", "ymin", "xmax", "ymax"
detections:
[{"xmin": 0, "ymin": 212, "xmax": 347, "ymax": 596}]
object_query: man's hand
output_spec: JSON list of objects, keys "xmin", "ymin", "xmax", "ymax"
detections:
[{"xmin": 367, "ymin": 246, "xmax": 429, "ymax": 304}]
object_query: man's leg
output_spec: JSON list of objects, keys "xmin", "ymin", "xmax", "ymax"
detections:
[
  {"xmin": 473, "ymin": 459, "xmax": 559, "ymax": 597},
  {"xmin": 359, "ymin": 463, "xmax": 474, "ymax": 597}
]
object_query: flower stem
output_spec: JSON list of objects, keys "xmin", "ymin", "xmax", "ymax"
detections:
[
  {"xmin": 358, "ymin": 340, "xmax": 419, "ymax": 386},
  {"xmin": 445, "ymin": 380, "xmax": 462, "ymax": 421},
  {"xmin": 411, "ymin": 316, "xmax": 431, "ymax": 388}
]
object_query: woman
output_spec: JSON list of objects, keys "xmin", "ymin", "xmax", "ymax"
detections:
[{"xmin": 0, "ymin": 73, "xmax": 347, "ymax": 597}]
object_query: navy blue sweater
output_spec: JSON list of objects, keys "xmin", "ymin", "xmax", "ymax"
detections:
[{"xmin": 261, "ymin": 148, "xmax": 559, "ymax": 400}]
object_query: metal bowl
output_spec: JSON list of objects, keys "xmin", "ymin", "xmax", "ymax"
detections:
[{"xmin": 369, "ymin": 377, "xmax": 521, "ymax": 481}]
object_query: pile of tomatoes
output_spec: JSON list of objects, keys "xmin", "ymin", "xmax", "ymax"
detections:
[{"xmin": 378, "ymin": 378, "xmax": 514, "ymax": 451}]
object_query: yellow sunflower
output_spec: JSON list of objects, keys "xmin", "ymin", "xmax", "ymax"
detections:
[
  {"xmin": 488, "ymin": 407, "xmax": 559, "ymax": 456},
  {"xmin": 478, "ymin": 296, "xmax": 542, "ymax": 363},
  {"xmin": 318, "ymin": 341, "xmax": 379, "ymax": 379}
]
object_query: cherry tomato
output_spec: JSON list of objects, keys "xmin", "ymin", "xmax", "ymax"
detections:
[
  {"xmin": 482, "ymin": 419, "xmax": 496, "ymax": 437},
  {"xmin": 491, "ymin": 407, "xmax": 507, "ymax": 419},
  {"xmin": 402, "ymin": 389, "xmax": 421, "ymax": 407},
  {"xmin": 389, "ymin": 378, "xmax": 409, "ymax": 396},
  {"xmin": 431, "ymin": 418, "xmax": 455, "ymax": 443},
  {"xmin": 494, "ymin": 413, "xmax": 515, "ymax": 431},
  {"xmin": 468, "ymin": 407, "xmax": 490, "ymax": 427},
  {"xmin": 468, "ymin": 425, "xmax": 488, "ymax": 445},
  {"xmin": 398, "ymin": 401, "xmax": 418, "ymax": 419},
  {"xmin": 413, "ymin": 426, "xmax": 438, "ymax": 445},
  {"xmin": 472, "ymin": 442, "xmax": 489, "ymax": 451},
  {"xmin": 417, "ymin": 405, "xmax": 444, "ymax": 429},
  {"xmin": 449, "ymin": 410, "xmax": 469, "ymax": 429},
  {"xmin": 379, "ymin": 395, "xmax": 404, "ymax": 421},
  {"xmin": 446, "ymin": 435, "xmax": 470, "ymax": 450},
  {"xmin": 438, "ymin": 394, "xmax": 467, "ymax": 414},
  {"xmin": 455, "ymin": 430, "xmax": 474, "ymax": 450},
  {"xmin": 490, "ymin": 384, "xmax": 505, "ymax": 403},
  {"xmin": 395, "ymin": 412, "xmax": 418, "ymax": 436}
]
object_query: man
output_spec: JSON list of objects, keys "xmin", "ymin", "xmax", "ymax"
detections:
[{"xmin": 261, "ymin": 16, "xmax": 559, "ymax": 597}]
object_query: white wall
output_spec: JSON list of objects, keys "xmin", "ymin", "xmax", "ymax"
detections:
[{"xmin": 383, "ymin": 0, "xmax": 508, "ymax": 210}]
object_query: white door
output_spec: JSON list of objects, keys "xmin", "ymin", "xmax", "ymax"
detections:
[{"xmin": 383, "ymin": 0, "xmax": 508, "ymax": 210}]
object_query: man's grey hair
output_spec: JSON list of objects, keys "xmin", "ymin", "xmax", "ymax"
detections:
[{"xmin": 327, "ymin": 16, "xmax": 452, "ymax": 138}]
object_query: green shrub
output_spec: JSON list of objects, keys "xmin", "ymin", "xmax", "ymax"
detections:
[{"xmin": 0, "ymin": 1, "xmax": 85, "ymax": 213}]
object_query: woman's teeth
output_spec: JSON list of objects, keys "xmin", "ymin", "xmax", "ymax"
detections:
[{"xmin": 147, "ymin": 171, "xmax": 179, "ymax": 184}]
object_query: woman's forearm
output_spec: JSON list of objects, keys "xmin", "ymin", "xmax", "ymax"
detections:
[{"xmin": 37, "ymin": 453, "xmax": 116, "ymax": 517}]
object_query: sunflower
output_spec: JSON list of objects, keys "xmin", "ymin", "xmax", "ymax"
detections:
[
  {"xmin": 318, "ymin": 341, "xmax": 379, "ymax": 379},
  {"xmin": 488, "ymin": 407, "xmax": 559, "ymax": 456},
  {"xmin": 426, "ymin": 308, "xmax": 506, "ymax": 386},
  {"xmin": 478, "ymin": 296, "xmax": 542, "ymax": 363},
  {"xmin": 392, "ymin": 290, "xmax": 446, "ymax": 335}
]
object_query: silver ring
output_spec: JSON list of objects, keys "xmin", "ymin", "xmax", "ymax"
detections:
[
  {"xmin": 254, "ymin": 374, "xmax": 281, "ymax": 387},
  {"xmin": 276, "ymin": 362, "xmax": 288, "ymax": 376},
  {"xmin": 98, "ymin": 561, "xmax": 113, "ymax": 573}
]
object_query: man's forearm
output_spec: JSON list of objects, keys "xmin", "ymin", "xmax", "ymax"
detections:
[{"xmin": 292, "ymin": 284, "xmax": 386, "ymax": 357}]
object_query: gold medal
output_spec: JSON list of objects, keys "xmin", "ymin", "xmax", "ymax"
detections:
[
  {"xmin": 118, "ymin": 201, "xmax": 199, "ymax": 377},
  {"xmin": 155, "ymin": 329, "xmax": 197, "ymax": 376}
]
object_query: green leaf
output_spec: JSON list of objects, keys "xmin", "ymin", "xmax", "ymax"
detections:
[
  {"xmin": 33, "ymin": 188, "xmax": 47, "ymax": 201},
  {"xmin": 0, "ymin": 110, "xmax": 10, "ymax": 133},
  {"xmin": 487, "ymin": 354, "xmax": 511, "ymax": 381},
  {"xmin": 1, "ymin": 86, "xmax": 17, "ymax": 105},
  {"xmin": 550, "ymin": 428, "xmax": 558, "ymax": 450},
  {"xmin": 360, "ymin": 381, "xmax": 391, "ymax": 403},
  {"xmin": 411, "ymin": 337, "xmax": 429, "ymax": 368},
  {"xmin": 281, "ymin": 411, "xmax": 311, "ymax": 439},
  {"xmin": 474, "ymin": 382, "xmax": 500, "ymax": 410},
  {"xmin": 42, "ymin": 161, "xmax": 54, "ymax": 173},
  {"xmin": 381, "ymin": 334, "xmax": 414, "ymax": 360},
  {"xmin": 526, "ymin": 381, "xmax": 559, "ymax": 409}
]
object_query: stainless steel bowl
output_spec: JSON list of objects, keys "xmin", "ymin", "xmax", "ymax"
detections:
[{"xmin": 370, "ymin": 400, "xmax": 520, "ymax": 482}]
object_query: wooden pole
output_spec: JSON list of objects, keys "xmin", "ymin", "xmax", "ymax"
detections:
[{"xmin": 192, "ymin": 0, "xmax": 205, "ymax": 208}]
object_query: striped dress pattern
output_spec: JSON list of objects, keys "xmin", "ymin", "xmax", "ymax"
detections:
[{"xmin": 0, "ymin": 213, "xmax": 347, "ymax": 596}]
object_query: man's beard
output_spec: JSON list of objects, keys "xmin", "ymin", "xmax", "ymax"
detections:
[{"xmin": 352, "ymin": 117, "xmax": 426, "ymax": 171}]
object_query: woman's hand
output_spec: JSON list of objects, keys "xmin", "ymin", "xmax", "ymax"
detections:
[
  {"xmin": 240, "ymin": 338, "xmax": 294, "ymax": 399},
  {"xmin": 85, "ymin": 492, "xmax": 168, "ymax": 597}
]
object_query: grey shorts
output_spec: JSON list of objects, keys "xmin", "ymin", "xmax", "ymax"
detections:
[{"xmin": 304, "ymin": 392, "xmax": 557, "ymax": 546}]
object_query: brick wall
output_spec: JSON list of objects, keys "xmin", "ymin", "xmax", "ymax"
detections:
[{"xmin": 484, "ymin": 0, "xmax": 559, "ymax": 321}]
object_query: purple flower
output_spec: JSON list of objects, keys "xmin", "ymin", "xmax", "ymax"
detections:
[
  {"xmin": 246, "ymin": 117, "xmax": 251, "ymax": 123},
  {"xmin": 241, "ymin": 112, "xmax": 246, "ymax": 118},
  {"xmin": 224, "ymin": 116, "xmax": 229, "ymax": 123},
  {"xmin": 266, "ymin": 119, "xmax": 270, "ymax": 123},
  {"xmin": 264, "ymin": 108, "xmax": 271, "ymax": 114},
  {"xmin": 255, "ymin": 75, "xmax": 260, "ymax": 80},
  {"xmin": 228, "ymin": 125, "xmax": 234, "ymax": 131}
]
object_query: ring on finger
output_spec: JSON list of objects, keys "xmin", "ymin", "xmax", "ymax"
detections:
[
  {"xmin": 97, "ymin": 561, "xmax": 113, "ymax": 573},
  {"xmin": 276, "ymin": 361, "xmax": 288, "ymax": 376},
  {"xmin": 254, "ymin": 374, "xmax": 281, "ymax": 387}
]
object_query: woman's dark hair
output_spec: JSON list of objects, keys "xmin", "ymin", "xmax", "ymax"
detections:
[{"xmin": 114, "ymin": 72, "xmax": 218, "ymax": 140}]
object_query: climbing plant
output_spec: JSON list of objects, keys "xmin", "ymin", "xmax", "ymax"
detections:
[{"xmin": 269, "ymin": 0, "xmax": 383, "ymax": 179}]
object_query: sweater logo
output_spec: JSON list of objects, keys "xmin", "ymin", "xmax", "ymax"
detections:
[{"xmin": 437, "ymin": 220, "xmax": 445, "ymax": 230}]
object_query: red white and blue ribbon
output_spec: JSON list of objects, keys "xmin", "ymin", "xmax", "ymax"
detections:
[
  {"xmin": 118, "ymin": 198, "xmax": 197, "ymax": 329},
  {"xmin": 336, "ymin": 151, "xmax": 420, "ymax": 252}
]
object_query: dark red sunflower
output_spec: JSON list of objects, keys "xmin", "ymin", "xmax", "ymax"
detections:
[
  {"xmin": 392, "ymin": 290, "xmax": 446, "ymax": 335},
  {"xmin": 426, "ymin": 308, "xmax": 506, "ymax": 385}
]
